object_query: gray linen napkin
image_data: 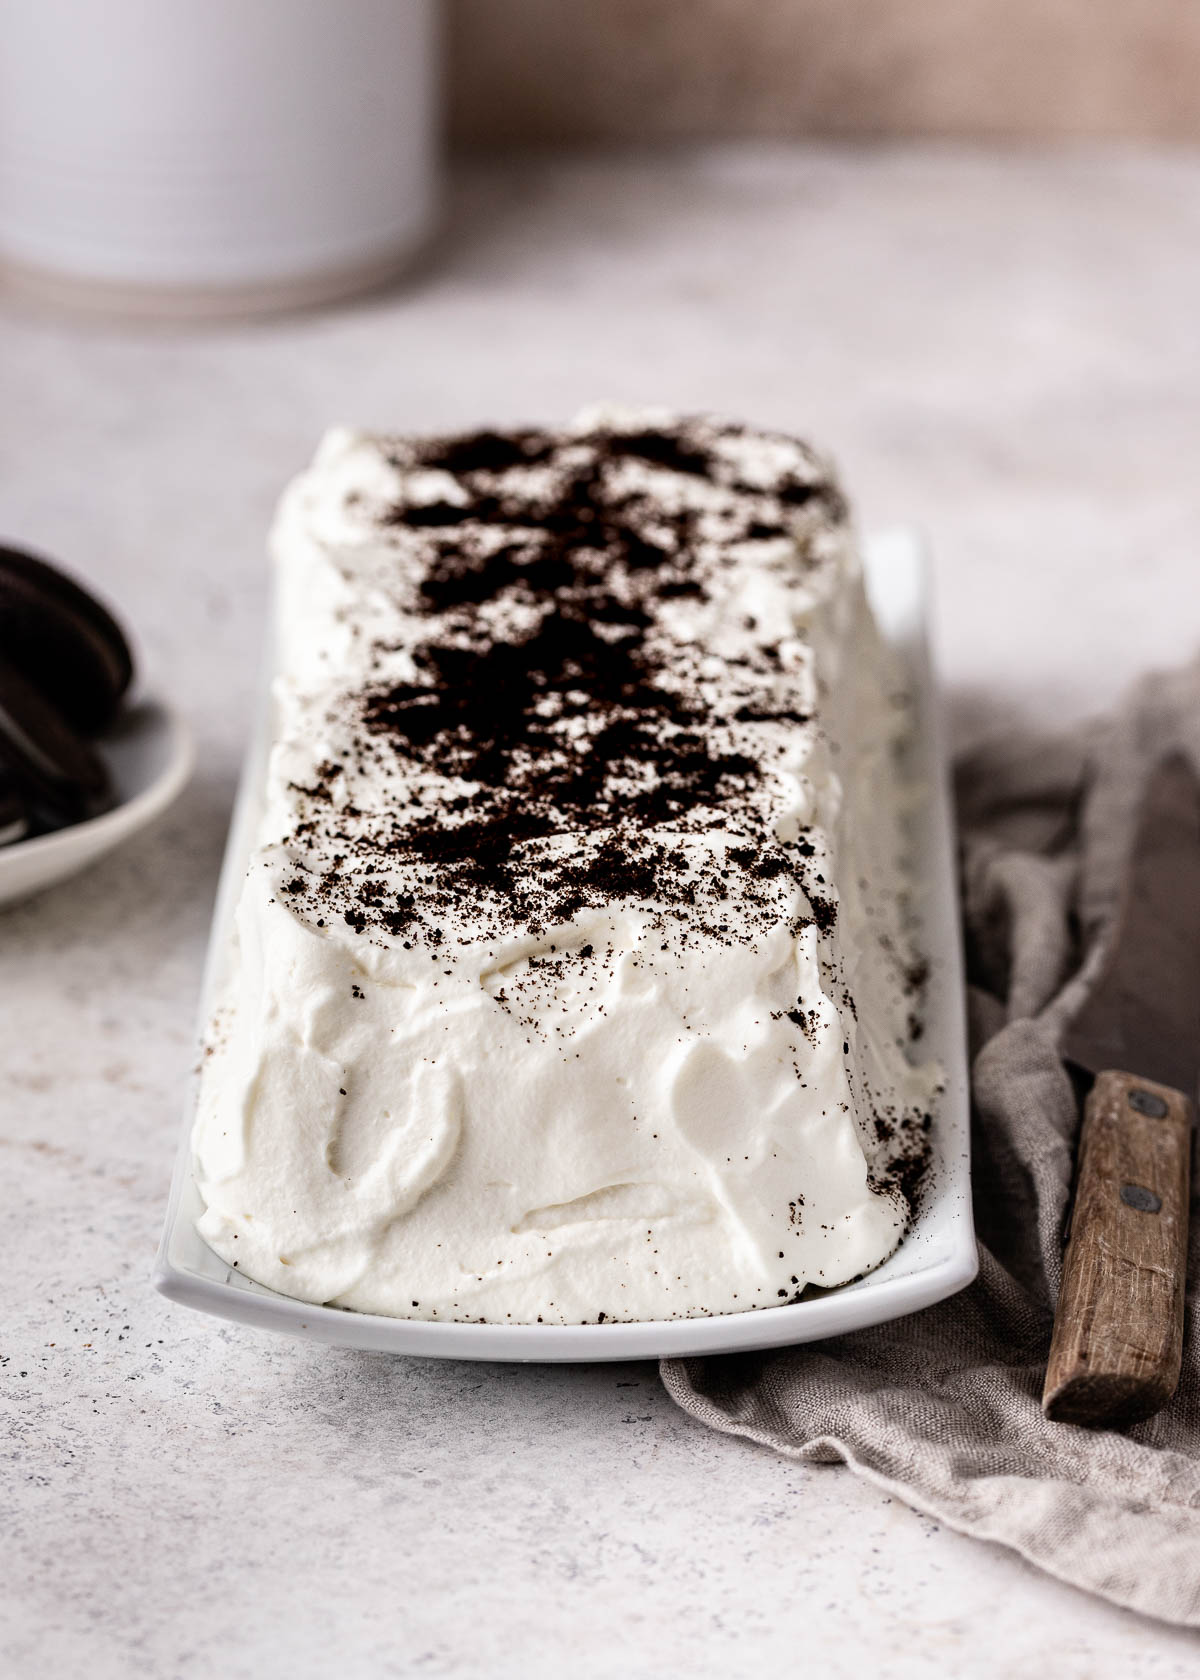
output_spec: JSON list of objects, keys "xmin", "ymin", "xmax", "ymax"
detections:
[{"xmin": 661, "ymin": 661, "xmax": 1200, "ymax": 1626}]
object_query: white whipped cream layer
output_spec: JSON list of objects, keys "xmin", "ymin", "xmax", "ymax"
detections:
[{"xmin": 193, "ymin": 415, "xmax": 939, "ymax": 1323}]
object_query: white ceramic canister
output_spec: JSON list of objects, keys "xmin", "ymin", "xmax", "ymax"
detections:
[{"xmin": 0, "ymin": 0, "xmax": 438, "ymax": 318}]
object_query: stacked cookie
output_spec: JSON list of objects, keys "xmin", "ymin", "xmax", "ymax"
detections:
[{"xmin": 0, "ymin": 545, "xmax": 134, "ymax": 844}]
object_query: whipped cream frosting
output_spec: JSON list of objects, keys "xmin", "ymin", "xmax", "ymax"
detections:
[{"xmin": 193, "ymin": 410, "xmax": 939, "ymax": 1323}]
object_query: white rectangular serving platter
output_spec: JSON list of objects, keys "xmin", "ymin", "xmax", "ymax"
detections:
[{"xmin": 155, "ymin": 529, "xmax": 977, "ymax": 1361}]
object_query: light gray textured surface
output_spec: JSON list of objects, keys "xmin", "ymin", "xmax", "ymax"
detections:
[{"xmin": 4, "ymin": 145, "xmax": 1200, "ymax": 1677}]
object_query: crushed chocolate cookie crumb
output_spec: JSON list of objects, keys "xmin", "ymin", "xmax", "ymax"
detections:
[{"xmin": 278, "ymin": 415, "xmax": 848, "ymax": 951}]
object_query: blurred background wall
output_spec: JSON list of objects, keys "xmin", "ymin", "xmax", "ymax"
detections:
[{"xmin": 448, "ymin": 0, "xmax": 1200, "ymax": 145}]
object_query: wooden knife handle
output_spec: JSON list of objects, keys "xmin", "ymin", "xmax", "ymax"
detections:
[{"xmin": 1043, "ymin": 1069, "xmax": 1192, "ymax": 1426}]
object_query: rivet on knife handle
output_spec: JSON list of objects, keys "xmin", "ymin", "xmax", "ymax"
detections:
[{"xmin": 1043, "ymin": 1069, "xmax": 1192, "ymax": 1427}]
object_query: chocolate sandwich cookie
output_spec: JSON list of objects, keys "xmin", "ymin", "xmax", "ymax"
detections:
[
  {"xmin": 0, "ymin": 658, "xmax": 110, "ymax": 825},
  {"xmin": 0, "ymin": 544, "xmax": 134, "ymax": 735},
  {"xmin": 0, "ymin": 775, "xmax": 29, "ymax": 846}
]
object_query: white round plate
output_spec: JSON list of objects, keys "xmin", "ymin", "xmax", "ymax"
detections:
[{"xmin": 0, "ymin": 697, "xmax": 193, "ymax": 908}]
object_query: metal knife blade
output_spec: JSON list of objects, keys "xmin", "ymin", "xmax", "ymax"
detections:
[{"xmin": 1062, "ymin": 752, "xmax": 1200, "ymax": 1100}]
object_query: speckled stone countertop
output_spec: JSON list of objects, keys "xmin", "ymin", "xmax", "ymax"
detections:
[{"xmin": 4, "ymin": 146, "xmax": 1200, "ymax": 1679}]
